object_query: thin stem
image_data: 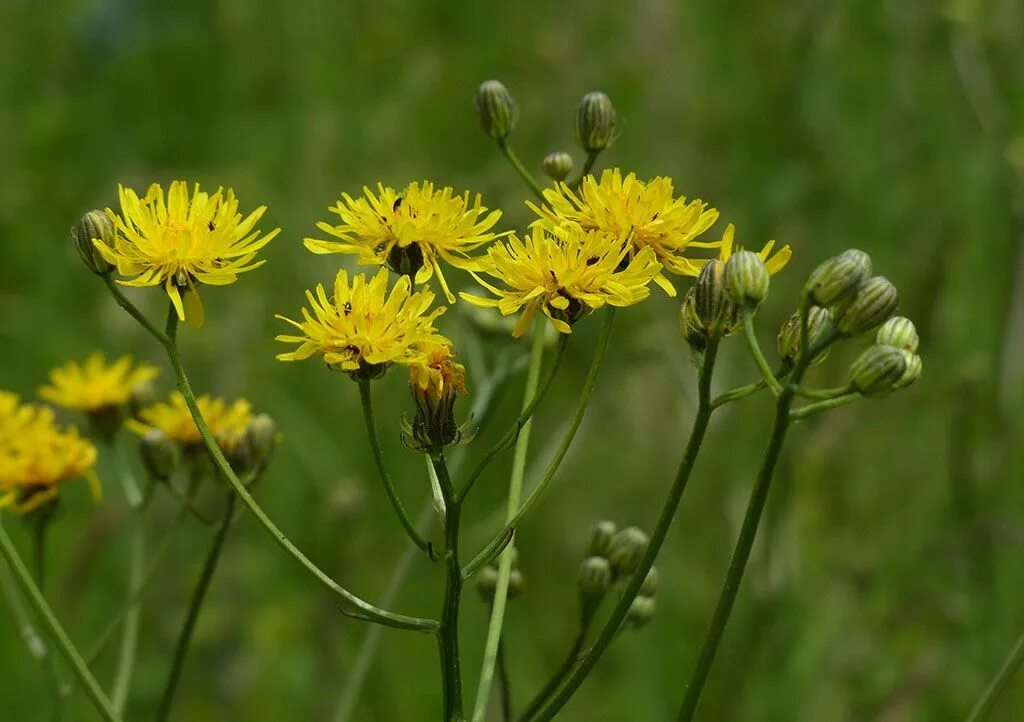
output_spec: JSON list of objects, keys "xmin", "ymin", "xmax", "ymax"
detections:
[
  {"xmin": 32, "ymin": 521, "xmax": 68, "ymax": 720},
  {"xmin": 530, "ymin": 338, "xmax": 720, "ymax": 721},
  {"xmin": 711, "ymin": 364, "xmax": 793, "ymax": 410},
  {"xmin": 791, "ymin": 384, "xmax": 853, "ymax": 400},
  {"xmin": 676, "ymin": 336, "xmax": 833, "ymax": 721},
  {"xmin": 498, "ymin": 139, "xmax": 546, "ymax": 202},
  {"xmin": 0, "ymin": 558, "xmax": 48, "ymax": 662},
  {"xmin": 497, "ymin": 636, "xmax": 514, "ymax": 722},
  {"xmin": 155, "ymin": 492, "xmax": 237, "ymax": 722},
  {"xmin": 0, "ymin": 520, "xmax": 121, "ymax": 722},
  {"xmin": 790, "ymin": 392, "xmax": 861, "ymax": 421},
  {"xmin": 967, "ymin": 627, "xmax": 1024, "ymax": 722},
  {"xmin": 569, "ymin": 150, "xmax": 601, "ymax": 190},
  {"xmin": 358, "ymin": 378, "xmax": 430, "ymax": 554},
  {"xmin": 432, "ymin": 453, "xmax": 465, "ymax": 721},
  {"xmin": 471, "ymin": 320, "xmax": 546, "ymax": 721},
  {"xmin": 741, "ymin": 309, "xmax": 782, "ymax": 396},
  {"xmin": 161, "ymin": 309, "xmax": 436, "ymax": 632},
  {"xmin": 460, "ymin": 334, "xmax": 568, "ymax": 502},
  {"xmin": 110, "ymin": 524, "xmax": 143, "ymax": 715},
  {"xmin": 87, "ymin": 508, "xmax": 187, "ymax": 664},
  {"xmin": 519, "ymin": 625, "xmax": 588, "ymax": 721},
  {"xmin": 102, "ymin": 274, "xmax": 168, "ymax": 346},
  {"xmin": 464, "ymin": 310, "xmax": 616, "ymax": 579}
]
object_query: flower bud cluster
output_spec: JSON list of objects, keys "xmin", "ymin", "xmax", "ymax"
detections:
[
  {"xmin": 847, "ymin": 316, "xmax": 923, "ymax": 395},
  {"xmin": 476, "ymin": 547, "xmax": 525, "ymax": 604},
  {"xmin": 577, "ymin": 520, "xmax": 657, "ymax": 628},
  {"xmin": 803, "ymin": 250, "xmax": 898, "ymax": 337}
]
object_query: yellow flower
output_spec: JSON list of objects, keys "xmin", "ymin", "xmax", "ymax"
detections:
[
  {"xmin": 129, "ymin": 392, "xmax": 252, "ymax": 452},
  {"xmin": 404, "ymin": 341, "xmax": 468, "ymax": 450},
  {"xmin": 716, "ymin": 223, "xmax": 791, "ymax": 274},
  {"xmin": 528, "ymin": 169, "xmax": 720, "ymax": 295},
  {"xmin": 38, "ymin": 353, "xmax": 159, "ymax": 413},
  {"xmin": 408, "ymin": 342, "xmax": 467, "ymax": 402},
  {"xmin": 460, "ymin": 225, "xmax": 662, "ymax": 337},
  {"xmin": 304, "ymin": 181, "xmax": 504, "ymax": 303},
  {"xmin": 276, "ymin": 267, "xmax": 448, "ymax": 376},
  {"xmin": 94, "ymin": 181, "xmax": 280, "ymax": 327},
  {"xmin": 0, "ymin": 393, "xmax": 100, "ymax": 515}
]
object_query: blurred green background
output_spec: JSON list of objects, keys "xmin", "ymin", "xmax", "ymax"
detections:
[{"xmin": 2, "ymin": 0, "xmax": 1024, "ymax": 720}]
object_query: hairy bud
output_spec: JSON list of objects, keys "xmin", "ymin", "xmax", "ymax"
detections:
[
  {"xmin": 724, "ymin": 250, "xmax": 770, "ymax": 308},
  {"xmin": 777, "ymin": 306, "xmax": 832, "ymax": 363},
  {"xmin": 607, "ymin": 526, "xmax": 649, "ymax": 576},
  {"xmin": 73, "ymin": 210, "xmax": 115, "ymax": 275},
  {"xmin": 578, "ymin": 556, "xmax": 613, "ymax": 600},
  {"xmin": 587, "ymin": 520, "xmax": 618, "ymax": 558},
  {"xmin": 893, "ymin": 350, "xmax": 922, "ymax": 389},
  {"xmin": 474, "ymin": 80, "xmax": 518, "ymax": 141},
  {"xmin": 876, "ymin": 316, "xmax": 919, "ymax": 353},
  {"xmin": 804, "ymin": 250, "xmax": 871, "ymax": 308},
  {"xmin": 849, "ymin": 345, "xmax": 907, "ymax": 396},
  {"xmin": 639, "ymin": 566, "xmax": 659, "ymax": 597},
  {"xmin": 542, "ymin": 151, "xmax": 574, "ymax": 182},
  {"xmin": 835, "ymin": 276, "xmax": 899, "ymax": 335},
  {"xmin": 694, "ymin": 260, "xmax": 731, "ymax": 336},
  {"xmin": 626, "ymin": 595, "xmax": 656, "ymax": 629},
  {"xmin": 575, "ymin": 91, "xmax": 617, "ymax": 152}
]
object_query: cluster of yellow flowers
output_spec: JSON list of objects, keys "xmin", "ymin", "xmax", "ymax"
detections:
[{"xmin": 0, "ymin": 392, "xmax": 99, "ymax": 515}]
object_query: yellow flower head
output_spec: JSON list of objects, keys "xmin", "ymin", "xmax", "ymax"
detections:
[
  {"xmin": 716, "ymin": 223, "xmax": 792, "ymax": 274},
  {"xmin": 129, "ymin": 392, "xmax": 253, "ymax": 452},
  {"xmin": 528, "ymin": 169, "xmax": 720, "ymax": 294},
  {"xmin": 95, "ymin": 181, "xmax": 280, "ymax": 327},
  {"xmin": 460, "ymin": 225, "xmax": 662, "ymax": 337},
  {"xmin": 0, "ymin": 393, "xmax": 100, "ymax": 515},
  {"xmin": 304, "ymin": 181, "xmax": 504, "ymax": 303},
  {"xmin": 276, "ymin": 267, "xmax": 448, "ymax": 376},
  {"xmin": 408, "ymin": 341, "xmax": 467, "ymax": 403},
  {"xmin": 38, "ymin": 353, "xmax": 159, "ymax": 413}
]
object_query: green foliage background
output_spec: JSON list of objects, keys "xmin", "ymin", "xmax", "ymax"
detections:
[{"xmin": 2, "ymin": 0, "xmax": 1023, "ymax": 719}]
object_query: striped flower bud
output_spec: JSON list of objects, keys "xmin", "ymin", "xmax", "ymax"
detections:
[
  {"xmin": 474, "ymin": 80, "xmax": 518, "ymax": 141},
  {"xmin": 587, "ymin": 520, "xmax": 618, "ymax": 558},
  {"xmin": 724, "ymin": 250, "xmax": 770, "ymax": 308},
  {"xmin": 626, "ymin": 595, "xmax": 656, "ymax": 629},
  {"xmin": 777, "ymin": 306, "xmax": 832, "ymax": 363},
  {"xmin": 849, "ymin": 345, "xmax": 907, "ymax": 396},
  {"xmin": 804, "ymin": 250, "xmax": 871, "ymax": 308},
  {"xmin": 639, "ymin": 566, "xmax": 658, "ymax": 597},
  {"xmin": 73, "ymin": 210, "xmax": 115, "ymax": 275},
  {"xmin": 542, "ymin": 151, "xmax": 574, "ymax": 182},
  {"xmin": 835, "ymin": 276, "xmax": 898, "ymax": 335},
  {"xmin": 893, "ymin": 350, "xmax": 922, "ymax": 389},
  {"xmin": 578, "ymin": 556, "xmax": 613, "ymax": 601},
  {"xmin": 679, "ymin": 288, "xmax": 707, "ymax": 351},
  {"xmin": 876, "ymin": 316, "xmax": 919, "ymax": 353},
  {"xmin": 575, "ymin": 91, "xmax": 617, "ymax": 152},
  {"xmin": 694, "ymin": 260, "xmax": 731, "ymax": 336},
  {"xmin": 608, "ymin": 526, "xmax": 649, "ymax": 576}
]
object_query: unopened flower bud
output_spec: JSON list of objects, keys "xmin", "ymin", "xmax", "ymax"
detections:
[
  {"xmin": 639, "ymin": 566, "xmax": 658, "ymax": 597},
  {"xmin": 724, "ymin": 250, "xmax": 770, "ymax": 308},
  {"xmin": 608, "ymin": 526, "xmax": 649, "ymax": 576},
  {"xmin": 542, "ymin": 152, "xmax": 574, "ymax": 182},
  {"xmin": 474, "ymin": 80, "xmax": 518, "ymax": 141},
  {"xmin": 777, "ymin": 306, "xmax": 832, "ymax": 363},
  {"xmin": 587, "ymin": 520, "xmax": 617, "ymax": 558},
  {"xmin": 507, "ymin": 568, "xmax": 525, "ymax": 599},
  {"xmin": 245, "ymin": 413, "xmax": 279, "ymax": 477},
  {"xmin": 73, "ymin": 210, "xmax": 115, "ymax": 275},
  {"xmin": 679, "ymin": 288, "xmax": 707, "ymax": 351},
  {"xmin": 626, "ymin": 595, "xmax": 656, "ymax": 629},
  {"xmin": 578, "ymin": 556, "xmax": 613, "ymax": 600},
  {"xmin": 694, "ymin": 260, "xmax": 731, "ymax": 336},
  {"xmin": 475, "ymin": 564, "xmax": 524, "ymax": 602},
  {"xmin": 835, "ymin": 276, "xmax": 899, "ymax": 335},
  {"xmin": 876, "ymin": 316, "xmax": 919, "ymax": 353},
  {"xmin": 140, "ymin": 429, "xmax": 177, "ymax": 482},
  {"xmin": 893, "ymin": 350, "xmax": 922, "ymax": 389},
  {"xmin": 575, "ymin": 91, "xmax": 617, "ymax": 152},
  {"xmin": 804, "ymin": 250, "xmax": 871, "ymax": 307},
  {"xmin": 849, "ymin": 345, "xmax": 907, "ymax": 396}
]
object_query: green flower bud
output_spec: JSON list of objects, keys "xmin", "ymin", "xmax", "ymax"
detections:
[
  {"xmin": 835, "ymin": 276, "xmax": 899, "ymax": 335},
  {"xmin": 626, "ymin": 595, "xmax": 656, "ymax": 629},
  {"xmin": 587, "ymin": 520, "xmax": 617, "ymax": 558},
  {"xmin": 72, "ymin": 210, "xmax": 115, "ymax": 275},
  {"xmin": 578, "ymin": 556, "xmax": 613, "ymax": 600},
  {"xmin": 507, "ymin": 568, "xmax": 525, "ymax": 599},
  {"xmin": 777, "ymin": 306, "xmax": 832, "ymax": 363},
  {"xmin": 875, "ymin": 316, "xmax": 919, "ymax": 353},
  {"xmin": 575, "ymin": 91, "xmax": 617, "ymax": 152},
  {"xmin": 639, "ymin": 566, "xmax": 658, "ymax": 597},
  {"xmin": 475, "ymin": 564, "xmax": 524, "ymax": 602},
  {"xmin": 542, "ymin": 151, "xmax": 574, "ymax": 182},
  {"xmin": 849, "ymin": 345, "xmax": 907, "ymax": 396},
  {"xmin": 893, "ymin": 350, "xmax": 922, "ymax": 389},
  {"xmin": 679, "ymin": 288, "xmax": 707, "ymax": 351},
  {"xmin": 474, "ymin": 80, "xmax": 518, "ymax": 141},
  {"xmin": 724, "ymin": 250, "xmax": 770, "ymax": 308},
  {"xmin": 694, "ymin": 260, "xmax": 731, "ymax": 335},
  {"xmin": 607, "ymin": 526, "xmax": 649, "ymax": 576},
  {"xmin": 140, "ymin": 429, "xmax": 177, "ymax": 482},
  {"xmin": 245, "ymin": 413, "xmax": 279, "ymax": 477},
  {"xmin": 804, "ymin": 250, "xmax": 871, "ymax": 307}
]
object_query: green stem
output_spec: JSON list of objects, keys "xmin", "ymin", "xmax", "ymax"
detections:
[
  {"xmin": 432, "ymin": 453, "xmax": 465, "ymax": 721},
  {"xmin": 569, "ymin": 150, "xmax": 601, "ymax": 190},
  {"xmin": 711, "ymin": 364, "xmax": 793, "ymax": 410},
  {"xmin": 741, "ymin": 309, "xmax": 782, "ymax": 395},
  {"xmin": 32, "ymin": 521, "xmax": 68, "ymax": 720},
  {"xmin": 160, "ymin": 308, "xmax": 435, "ymax": 632},
  {"xmin": 0, "ymin": 559, "xmax": 48, "ymax": 662},
  {"xmin": 497, "ymin": 636, "xmax": 514, "ymax": 722},
  {"xmin": 471, "ymin": 320, "xmax": 546, "ymax": 721},
  {"xmin": 530, "ymin": 338, "xmax": 720, "ymax": 722},
  {"xmin": 967, "ymin": 627, "xmax": 1024, "ymax": 722},
  {"xmin": 460, "ymin": 334, "xmax": 567, "ymax": 502},
  {"xmin": 0, "ymin": 520, "xmax": 121, "ymax": 722},
  {"xmin": 155, "ymin": 492, "xmax": 237, "ymax": 722},
  {"xmin": 676, "ymin": 336, "xmax": 835, "ymax": 721},
  {"xmin": 519, "ymin": 625, "xmax": 588, "ymax": 721},
  {"xmin": 498, "ymin": 139, "xmax": 546, "ymax": 202},
  {"xmin": 358, "ymin": 378, "xmax": 430, "ymax": 554},
  {"xmin": 790, "ymin": 392, "xmax": 861, "ymax": 421},
  {"xmin": 464, "ymin": 310, "xmax": 616, "ymax": 579},
  {"xmin": 110, "ymin": 523, "xmax": 143, "ymax": 715},
  {"xmin": 791, "ymin": 384, "xmax": 853, "ymax": 400},
  {"xmin": 87, "ymin": 508, "xmax": 187, "ymax": 664}
]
